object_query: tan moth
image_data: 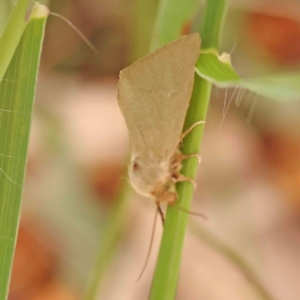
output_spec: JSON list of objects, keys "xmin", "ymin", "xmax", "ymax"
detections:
[{"xmin": 118, "ymin": 33, "xmax": 204, "ymax": 214}]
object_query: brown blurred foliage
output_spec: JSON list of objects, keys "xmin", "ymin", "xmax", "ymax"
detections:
[
  {"xmin": 262, "ymin": 133, "xmax": 300, "ymax": 209},
  {"xmin": 9, "ymin": 221, "xmax": 76, "ymax": 300},
  {"xmin": 248, "ymin": 10, "xmax": 300, "ymax": 64}
]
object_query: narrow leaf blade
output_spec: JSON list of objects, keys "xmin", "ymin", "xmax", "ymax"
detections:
[
  {"xmin": 0, "ymin": 5, "xmax": 48, "ymax": 299},
  {"xmin": 0, "ymin": 0, "xmax": 34, "ymax": 81},
  {"xmin": 195, "ymin": 50, "xmax": 300, "ymax": 101}
]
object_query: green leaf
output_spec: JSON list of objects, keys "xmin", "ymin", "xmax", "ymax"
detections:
[
  {"xmin": 0, "ymin": 0, "xmax": 13, "ymax": 35},
  {"xmin": 242, "ymin": 74, "xmax": 300, "ymax": 101},
  {"xmin": 196, "ymin": 50, "xmax": 241, "ymax": 84},
  {"xmin": 0, "ymin": 4, "xmax": 48, "ymax": 299},
  {"xmin": 0, "ymin": 0, "xmax": 35, "ymax": 82},
  {"xmin": 195, "ymin": 50, "xmax": 300, "ymax": 101}
]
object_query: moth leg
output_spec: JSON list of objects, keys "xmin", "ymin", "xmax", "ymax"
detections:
[
  {"xmin": 180, "ymin": 120, "xmax": 206, "ymax": 143},
  {"xmin": 177, "ymin": 174, "xmax": 197, "ymax": 191},
  {"xmin": 182, "ymin": 153, "xmax": 201, "ymax": 164},
  {"xmin": 174, "ymin": 205, "xmax": 207, "ymax": 220}
]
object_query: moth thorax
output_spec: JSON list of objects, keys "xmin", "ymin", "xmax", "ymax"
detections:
[{"xmin": 128, "ymin": 155, "xmax": 171, "ymax": 199}]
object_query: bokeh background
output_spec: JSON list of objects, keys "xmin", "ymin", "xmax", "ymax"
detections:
[{"xmin": 4, "ymin": 0, "xmax": 300, "ymax": 299}]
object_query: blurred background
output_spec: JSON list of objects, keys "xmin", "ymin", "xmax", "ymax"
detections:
[{"xmin": 3, "ymin": 0, "xmax": 300, "ymax": 299}]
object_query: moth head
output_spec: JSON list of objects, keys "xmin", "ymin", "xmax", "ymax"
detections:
[{"xmin": 151, "ymin": 179, "xmax": 178, "ymax": 204}]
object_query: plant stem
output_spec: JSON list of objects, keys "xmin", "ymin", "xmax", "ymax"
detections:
[
  {"xmin": 200, "ymin": 0, "xmax": 227, "ymax": 50},
  {"xmin": 149, "ymin": 1, "xmax": 228, "ymax": 299}
]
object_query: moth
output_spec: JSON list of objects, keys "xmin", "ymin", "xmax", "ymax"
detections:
[{"xmin": 118, "ymin": 33, "xmax": 204, "ymax": 214}]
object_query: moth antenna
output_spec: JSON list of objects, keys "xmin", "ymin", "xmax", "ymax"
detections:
[
  {"xmin": 49, "ymin": 12, "xmax": 99, "ymax": 55},
  {"xmin": 175, "ymin": 205, "xmax": 207, "ymax": 220},
  {"xmin": 136, "ymin": 207, "xmax": 159, "ymax": 282},
  {"xmin": 156, "ymin": 202, "xmax": 165, "ymax": 226}
]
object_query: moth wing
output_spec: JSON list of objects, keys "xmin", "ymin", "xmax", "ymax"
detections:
[{"xmin": 118, "ymin": 33, "xmax": 200, "ymax": 159}]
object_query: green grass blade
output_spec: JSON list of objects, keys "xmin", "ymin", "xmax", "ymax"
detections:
[
  {"xmin": 195, "ymin": 49, "xmax": 300, "ymax": 101},
  {"xmin": 149, "ymin": 0, "xmax": 227, "ymax": 299},
  {"xmin": 0, "ymin": 0, "xmax": 35, "ymax": 82},
  {"xmin": 195, "ymin": 50, "xmax": 241, "ymax": 84},
  {"xmin": 0, "ymin": 4, "xmax": 48, "ymax": 299},
  {"xmin": 0, "ymin": 0, "xmax": 13, "ymax": 34},
  {"xmin": 242, "ymin": 73, "xmax": 300, "ymax": 101},
  {"xmin": 150, "ymin": 0, "xmax": 200, "ymax": 51}
]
